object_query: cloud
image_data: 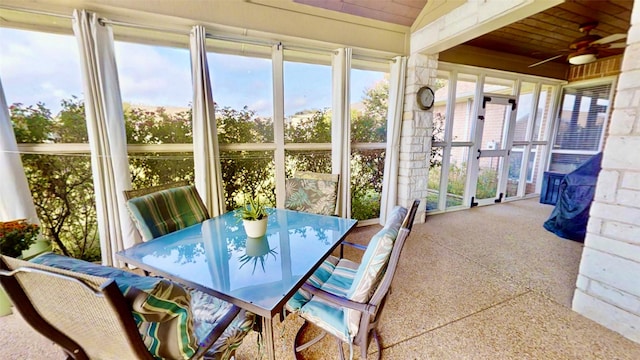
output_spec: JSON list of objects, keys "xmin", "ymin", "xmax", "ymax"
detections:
[
  {"xmin": 114, "ymin": 42, "xmax": 192, "ymax": 107},
  {"xmin": 0, "ymin": 29, "xmax": 82, "ymax": 113},
  {"xmin": 0, "ymin": 28, "xmax": 193, "ymax": 112},
  {"xmin": 248, "ymin": 99, "xmax": 272, "ymax": 115},
  {"xmin": 0, "ymin": 27, "xmax": 388, "ymax": 120},
  {"xmin": 288, "ymin": 96, "xmax": 308, "ymax": 109}
]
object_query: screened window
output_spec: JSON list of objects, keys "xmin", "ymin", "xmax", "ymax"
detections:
[
  {"xmin": 350, "ymin": 67, "xmax": 388, "ymax": 220},
  {"xmin": 284, "ymin": 55, "xmax": 331, "ymax": 144},
  {"xmin": 1, "ymin": 26, "xmax": 100, "ymax": 261},
  {"xmin": 1, "ymin": 27, "xmax": 84, "ymax": 143},
  {"xmin": 550, "ymin": 82, "xmax": 612, "ymax": 173},
  {"xmin": 114, "ymin": 41, "xmax": 194, "ymax": 188},
  {"xmin": 207, "ymin": 47, "xmax": 275, "ymax": 209},
  {"xmin": 283, "ymin": 53, "xmax": 332, "ymax": 177},
  {"xmin": 209, "ymin": 51, "xmax": 274, "ymax": 144}
]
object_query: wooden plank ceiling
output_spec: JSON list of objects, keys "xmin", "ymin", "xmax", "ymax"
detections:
[
  {"xmin": 295, "ymin": 0, "xmax": 633, "ymax": 68},
  {"xmin": 465, "ymin": 0, "xmax": 632, "ymax": 67}
]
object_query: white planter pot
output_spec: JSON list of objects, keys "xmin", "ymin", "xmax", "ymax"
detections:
[
  {"xmin": 242, "ymin": 217, "xmax": 268, "ymax": 238},
  {"xmin": 0, "ymin": 285, "xmax": 12, "ymax": 317},
  {"xmin": 21, "ymin": 239, "xmax": 51, "ymax": 260},
  {"xmin": 245, "ymin": 236, "xmax": 270, "ymax": 257}
]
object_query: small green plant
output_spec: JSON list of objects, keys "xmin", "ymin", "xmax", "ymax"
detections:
[{"xmin": 235, "ymin": 195, "xmax": 269, "ymax": 221}]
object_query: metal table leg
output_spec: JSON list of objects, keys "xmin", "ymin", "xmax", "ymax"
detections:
[{"xmin": 263, "ymin": 315, "xmax": 276, "ymax": 360}]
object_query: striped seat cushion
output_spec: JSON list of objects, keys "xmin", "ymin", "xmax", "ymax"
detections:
[
  {"xmin": 126, "ymin": 185, "xmax": 209, "ymax": 241},
  {"xmin": 298, "ymin": 226, "xmax": 400, "ymax": 341},
  {"xmin": 298, "ymin": 258, "xmax": 359, "ymax": 342},
  {"xmin": 286, "ymin": 255, "xmax": 339, "ymax": 312},
  {"xmin": 30, "ymin": 253, "xmax": 253, "ymax": 360}
]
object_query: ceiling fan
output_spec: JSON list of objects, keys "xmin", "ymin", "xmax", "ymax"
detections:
[{"xmin": 529, "ymin": 21, "xmax": 627, "ymax": 68}]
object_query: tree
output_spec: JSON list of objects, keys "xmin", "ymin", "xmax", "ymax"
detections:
[
  {"xmin": 349, "ymin": 78, "xmax": 389, "ymax": 219},
  {"xmin": 10, "ymin": 75, "xmax": 393, "ymax": 260},
  {"xmin": 284, "ymin": 109, "xmax": 332, "ymax": 177},
  {"xmin": 125, "ymin": 105, "xmax": 195, "ymax": 188},
  {"xmin": 215, "ymin": 106, "xmax": 276, "ymax": 209},
  {"xmin": 11, "ymin": 100, "xmax": 100, "ymax": 261}
]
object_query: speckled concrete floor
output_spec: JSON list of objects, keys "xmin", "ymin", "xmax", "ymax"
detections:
[{"xmin": 2, "ymin": 198, "xmax": 639, "ymax": 359}]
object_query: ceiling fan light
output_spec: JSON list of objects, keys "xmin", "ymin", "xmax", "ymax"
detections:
[{"xmin": 568, "ymin": 52, "xmax": 597, "ymax": 65}]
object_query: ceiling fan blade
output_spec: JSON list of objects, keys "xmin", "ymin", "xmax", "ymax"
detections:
[
  {"xmin": 607, "ymin": 43, "xmax": 627, "ymax": 49},
  {"xmin": 591, "ymin": 33, "xmax": 626, "ymax": 45},
  {"xmin": 528, "ymin": 54, "xmax": 564, "ymax": 68}
]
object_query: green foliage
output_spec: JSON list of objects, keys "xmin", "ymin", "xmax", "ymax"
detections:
[
  {"xmin": 235, "ymin": 195, "xmax": 269, "ymax": 221},
  {"xmin": 218, "ymin": 106, "xmax": 274, "ymax": 144},
  {"xmin": 352, "ymin": 80, "xmax": 387, "ymax": 143},
  {"xmin": 285, "ymin": 109, "xmax": 331, "ymax": 143},
  {"xmin": 11, "ymin": 100, "xmax": 100, "ymax": 261},
  {"xmin": 125, "ymin": 105, "xmax": 195, "ymax": 188},
  {"xmin": 11, "ymin": 75, "xmax": 391, "ymax": 261},
  {"xmin": 285, "ymin": 151, "xmax": 332, "ymax": 178},
  {"xmin": 57, "ymin": 97, "xmax": 89, "ymax": 142},
  {"xmin": 447, "ymin": 162, "xmax": 467, "ymax": 197},
  {"xmin": 476, "ymin": 168, "xmax": 498, "ymax": 199},
  {"xmin": 428, "ymin": 163, "xmax": 442, "ymax": 190},
  {"xmin": 216, "ymin": 106, "xmax": 276, "ymax": 210},
  {"xmin": 0, "ymin": 220, "xmax": 39, "ymax": 258},
  {"xmin": 351, "ymin": 189, "xmax": 381, "ymax": 220},
  {"xmin": 350, "ymin": 149, "xmax": 385, "ymax": 220},
  {"xmin": 430, "ymin": 112, "xmax": 445, "ymax": 169},
  {"xmin": 10, "ymin": 103, "xmax": 54, "ymax": 143}
]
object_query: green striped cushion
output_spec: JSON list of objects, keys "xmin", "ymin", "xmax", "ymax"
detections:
[
  {"xmin": 33, "ymin": 254, "xmax": 256, "ymax": 359},
  {"xmin": 127, "ymin": 185, "xmax": 209, "ymax": 241},
  {"xmin": 31, "ymin": 253, "xmax": 197, "ymax": 359}
]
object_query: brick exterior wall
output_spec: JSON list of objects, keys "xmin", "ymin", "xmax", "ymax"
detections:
[
  {"xmin": 572, "ymin": 3, "xmax": 640, "ymax": 343},
  {"xmin": 568, "ymin": 55, "xmax": 622, "ymax": 82}
]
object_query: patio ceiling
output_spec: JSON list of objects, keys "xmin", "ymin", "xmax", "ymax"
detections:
[{"xmin": 294, "ymin": 0, "xmax": 633, "ymax": 72}]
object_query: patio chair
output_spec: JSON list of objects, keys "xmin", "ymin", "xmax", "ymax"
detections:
[
  {"xmin": 285, "ymin": 171, "xmax": 340, "ymax": 216},
  {"xmin": 125, "ymin": 182, "xmax": 210, "ymax": 242},
  {"xmin": 287, "ymin": 199, "xmax": 419, "ymax": 360},
  {"xmin": 0, "ymin": 254, "xmax": 254, "ymax": 360}
]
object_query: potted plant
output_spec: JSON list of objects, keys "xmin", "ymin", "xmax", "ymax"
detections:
[
  {"xmin": 239, "ymin": 237, "xmax": 278, "ymax": 274},
  {"xmin": 235, "ymin": 196, "xmax": 270, "ymax": 238},
  {"xmin": 0, "ymin": 219, "xmax": 39, "ymax": 258},
  {"xmin": 0, "ymin": 219, "xmax": 40, "ymax": 316}
]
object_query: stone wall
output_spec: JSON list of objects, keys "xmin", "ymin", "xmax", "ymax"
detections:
[
  {"xmin": 399, "ymin": 53, "xmax": 438, "ymax": 221},
  {"xmin": 572, "ymin": 2, "xmax": 640, "ymax": 343}
]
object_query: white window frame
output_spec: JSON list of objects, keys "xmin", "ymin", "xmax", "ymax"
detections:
[{"xmin": 547, "ymin": 76, "xmax": 616, "ymax": 174}]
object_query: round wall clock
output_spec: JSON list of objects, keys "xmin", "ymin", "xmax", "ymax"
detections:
[{"xmin": 416, "ymin": 86, "xmax": 435, "ymax": 110}]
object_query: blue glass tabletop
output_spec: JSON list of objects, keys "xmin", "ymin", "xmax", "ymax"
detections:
[{"xmin": 117, "ymin": 208, "xmax": 357, "ymax": 316}]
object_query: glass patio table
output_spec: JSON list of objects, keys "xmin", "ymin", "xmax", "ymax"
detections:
[{"xmin": 117, "ymin": 208, "xmax": 357, "ymax": 360}]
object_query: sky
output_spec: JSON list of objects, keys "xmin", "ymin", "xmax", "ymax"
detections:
[{"xmin": 0, "ymin": 27, "xmax": 386, "ymax": 118}]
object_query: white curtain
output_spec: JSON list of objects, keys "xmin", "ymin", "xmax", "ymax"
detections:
[
  {"xmin": 73, "ymin": 10, "xmax": 136, "ymax": 266},
  {"xmin": 331, "ymin": 48, "xmax": 352, "ymax": 218},
  {"xmin": 0, "ymin": 78, "xmax": 39, "ymax": 224},
  {"xmin": 379, "ymin": 56, "xmax": 407, "ymax": 225},
  {"xmin": 190, "ymin": 25, "xmax": 225, "ymax": 216}
]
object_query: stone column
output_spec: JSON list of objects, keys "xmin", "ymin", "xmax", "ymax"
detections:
[
  {"xmin": 398, "ymin": 53, "xmax": 438, "ymax": 222},
  {"xmin": 572, "ymin": 1, "xmax": 640, "ymax": 343}
]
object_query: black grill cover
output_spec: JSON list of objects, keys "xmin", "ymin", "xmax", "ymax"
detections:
[{"xmin": 543, "ymin": 153, "xmax": 603, "ymax": 242}]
